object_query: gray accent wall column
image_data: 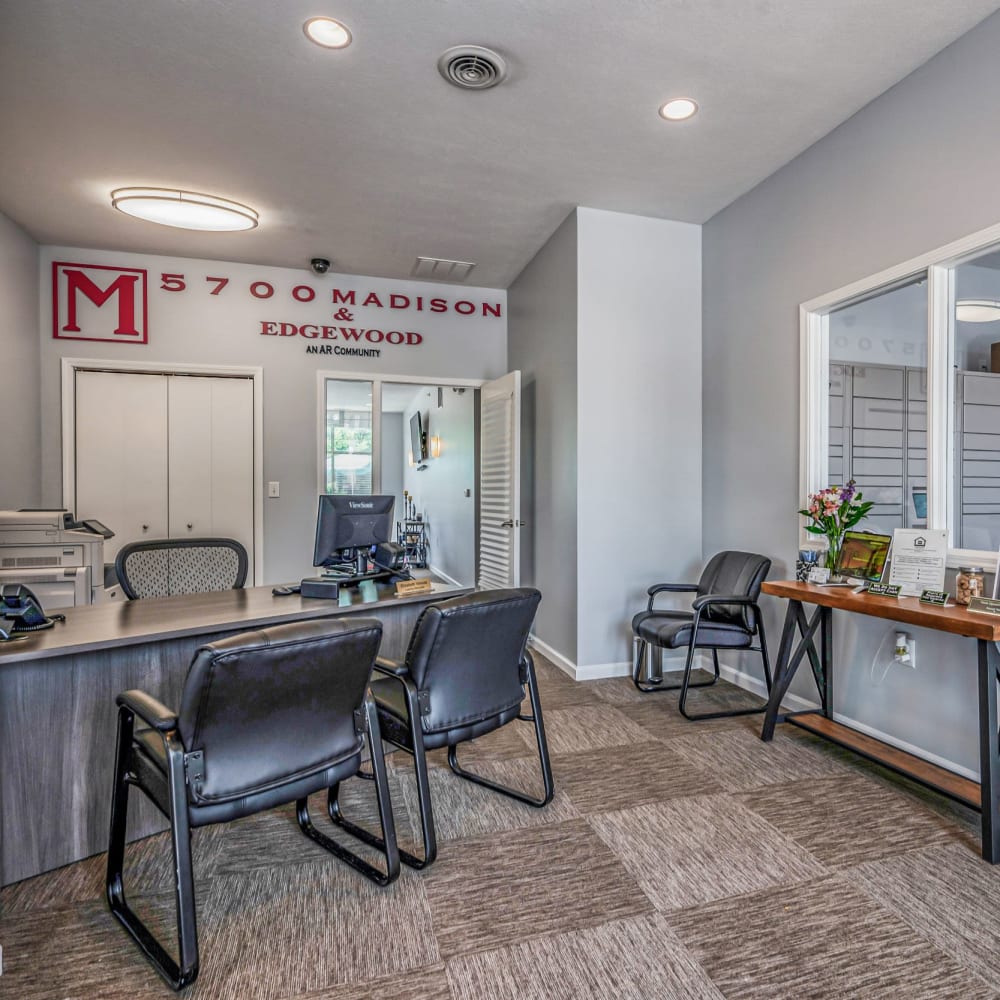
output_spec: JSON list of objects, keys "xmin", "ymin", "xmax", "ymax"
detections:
[
  {"xmin": 0, "ymin": 210, "xmax": 41, "ymax": 508},
  {"xmin": 703, "ymin": 9, "xmax": 1000, "ymax": 775},
  {"xmin": 508, "ymin": 211, "xmax": 580, "ymax": 664}
]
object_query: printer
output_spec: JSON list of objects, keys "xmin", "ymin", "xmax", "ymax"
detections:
[{"xmin": 0, "ymin": 510, "xmax": 118, "ymax": 608}]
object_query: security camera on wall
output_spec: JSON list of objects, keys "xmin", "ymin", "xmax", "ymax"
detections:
[{"xmin": 310, "ymin": 257, "xmax": 331, "ymax": 275}]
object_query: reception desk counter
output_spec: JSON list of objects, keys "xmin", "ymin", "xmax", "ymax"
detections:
[{"xmin": 0, "ymin": 581, "xmax": 469, "ymax": 886}]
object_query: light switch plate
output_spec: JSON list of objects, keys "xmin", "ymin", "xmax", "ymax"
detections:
[{"xmin": 267, "ymin": 481, "xmax": 280, "ymax": 498}]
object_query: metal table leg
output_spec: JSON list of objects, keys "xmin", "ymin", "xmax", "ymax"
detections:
[
  {"xmin": 761, "ymin": 599, "xmax": 826, "ymax": 741},
  {"xmin": 978, "ymin": 639, "xmax": 1000, "ymax": 863}
]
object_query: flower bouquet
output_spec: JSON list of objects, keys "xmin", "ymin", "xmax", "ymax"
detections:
[{"xmin": 798, "ymin": 480, "xmax": 874, "ymax": 576}]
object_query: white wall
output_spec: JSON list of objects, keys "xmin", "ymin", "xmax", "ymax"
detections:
[
  {"xmin": 576, "ymin": 208, "xmax": 703, "ymax": 668},
  {"xmin": 38, "ymin": 246, "xmax": 506, "ymax": 582},
  {"xmin": 703, "ymin": 8, "xmax": 1000, "ymax": 776},
  {"xmin": 0, "ymin": 212, "xmax": 40, "ymax": 508}
]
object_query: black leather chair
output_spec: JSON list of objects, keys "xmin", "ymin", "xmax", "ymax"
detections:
[
  {"xmin": 106, "ymin": 618, "xmax": 398, "ymax": 991},
  {"xmin": 338, "ymin": 588, "xmax": 553, "ymax": 870},
  {"xmin": 115, "ymin": 537, "xmax": 249, "ymax": 600},
  {"xmin": 632, "ymin": 551, "xmax": 772, "ymax": 720}
]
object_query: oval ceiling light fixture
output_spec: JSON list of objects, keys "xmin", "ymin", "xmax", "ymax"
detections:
[
  {"xmin": 658, "ymin": 98, "xmax": 698, "ymax": 121},
  {"xmin": 110, "ymin": 188, "xmax": 259, "ymax": 231},
  {"xmin": 303, "ymin": 16, "xmax": 352, "ymax": 49},
  {"xmin": 956, "ymin": 299, "xmax": 1000, "ymax": 323}
]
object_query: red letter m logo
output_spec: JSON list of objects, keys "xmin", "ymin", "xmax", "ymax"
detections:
[{"xmin": 53, "ymin": 262, "xmax": 148, "ymax": 343}]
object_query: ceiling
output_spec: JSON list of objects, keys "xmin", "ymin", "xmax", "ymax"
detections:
[{"xmin": 2, "ymin": 1, "xmax": 999, "ymax": 289}]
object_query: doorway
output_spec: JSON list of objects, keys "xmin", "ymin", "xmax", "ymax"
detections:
[{"xmin": 317, "ymin": 370, "xmax": 522, "ymax": 588}]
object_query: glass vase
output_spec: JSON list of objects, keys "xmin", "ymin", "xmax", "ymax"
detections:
[{"xmin": 825, "ymin": 534, "xmax": 842, "ymax": 576}]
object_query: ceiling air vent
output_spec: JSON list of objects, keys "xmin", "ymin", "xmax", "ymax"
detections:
[
  {"xmin": 412, "ymin": 257, "xmax": 477, "ymax": 282},
  {"xmin": 437, "ymin": 45, "xmax": 507, "ymax": 90}
]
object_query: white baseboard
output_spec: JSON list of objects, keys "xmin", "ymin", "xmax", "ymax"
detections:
[
  {"xmin": 716, "ymin": 660, "xmax": 979, "ymax": 782},
  {"xmin": 527, "ymin": 635, "xmax": 631, "ymax": 681},
  {"xmin": 427, "ymin": 563, "xmax": 463, "ymax": 588}
]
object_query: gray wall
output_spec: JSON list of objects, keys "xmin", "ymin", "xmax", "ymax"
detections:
[
  {"xmin": 380, "ymin": 412, "xmax": 404, "ymax": 525},
  {"xmin": 703, "ymin": 9, "xmax": 1000, "ymax": 775},
  {"xmin": 576, "ymin": 208, "xmax": 702, "ymax": 668},
  {"xmin": 0, "ymin": 211, "xmax": 40, "ymax": 508},
  {"xmin": 508, "ymin": 211, "xmax": 579, "ymax": 662}
]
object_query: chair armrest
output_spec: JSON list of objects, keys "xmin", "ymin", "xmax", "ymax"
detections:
[
  {"xmin": 648, "ymin": 583, "xmax": 699, "ymax": 596},
  {"xmin": 374, "ymin": 656, "xmax": 409, "ymax": 677},
  {"xmin": 116, "ymin": 689, "xmax": 178, "ymax": 732},
  {"xmin": 691, "ymin": 594, "xmax": 756, "ymax": 611}
]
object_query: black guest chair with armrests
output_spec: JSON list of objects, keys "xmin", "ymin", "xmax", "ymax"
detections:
[
  {"xmin": 632, "ymin": 550, "xmax": 772, "ymax": 720},
  {"xmin": 106, "ymin": 618, "xmax": 398, "ymax": 991},
  {"xmin": 327, "ymin": 588, "xmax": 553, "ymax": 869},
  {"xmin": 115, "ymin": 537, "xmax": 248, "ymax": 600}
]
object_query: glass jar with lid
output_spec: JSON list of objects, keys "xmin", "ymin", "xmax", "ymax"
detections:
[{"xmin": 956, "ymin": 567, "xmax": 985, "ymax": 605}]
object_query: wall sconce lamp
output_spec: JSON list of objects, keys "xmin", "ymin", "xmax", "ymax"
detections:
[{"xmin": 429, "ymin": 435, "xmax": 442, "ymax": 458}]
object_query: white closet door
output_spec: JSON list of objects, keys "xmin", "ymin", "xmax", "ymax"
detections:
[
  {"xmin": 75, "ymin": 370, "xmax": 169, "ymax": 563},
  {"xmin": 477, "ymin": 370, "xmax": 521, "ymax": 589},
  {"xmin": 167, "ymin": 376, "xmax": 255, "ymax": 568}
]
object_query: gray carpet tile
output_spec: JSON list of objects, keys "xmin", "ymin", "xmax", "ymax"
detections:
[
  {"xmin": 668, "ymin": 874, "xmax": 995, "ymax": 1000},
  {"xmin": 666, "ymin": 726, "xmax": 854, "ymax": 791},
  {"xmin": 589, "ymin": 793, "xmax": 826, "ymax": 911},
  {"xmin": 391, "ymin": 756, "xmax": 578, "ymax": 845},
  {"xmin": 534, "ymin": 705, "xmax": 651, "ymax": 755},
  {"xmin": 185, "ymin": 861, "xmax": 439, "ymax": 1000},
  {"xmin": 446, "ymin": 913, "xmax": 724, "ymax": 1000},
  {"xmin": 0, "ymin": 892, "xmax": 180, "ymax": 1000},
  {"xmin": 552, "ymin": 741, "xmax": 724, "ymax": 814},
  {"xmin": 844, "ymin": 843, "xmax": 1000, "ymax": 991},
  {"xmin": 8, "ymin": 667, "xmax": 1000, "ymax": 1000},
  {"xmin": 739, "ymin": 774, "xmax": 963, "ymax": 867},
  {"xmin": 289, "ymin": 965, "xmax": 453, "ymax": 1000},
  {"xmin": 618, "ymin": 696, "xmax": 761, "ymax": 742},
  {"xmin": 422, "ymin": 818, "xmax": 653, "ymax": 958}
]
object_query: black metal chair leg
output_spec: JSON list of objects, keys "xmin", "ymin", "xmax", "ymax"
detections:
[
  {"xmin": 447, "ymin": 657, "xmax": 554, "ymax": 807},
  {"xmin": 106, "ymin": 710, "xmax": 199, "ymax": 991},
  {"xmin": 632, "ymin": 638, "xmax": 721, "ymax": 694},
  {"xmin": 300, "ymin": 700, "xmax": 400, "ymax": 885},
  {"xmin": 346, "ymin": 684, "xmax": 438, "ymax": 870}
]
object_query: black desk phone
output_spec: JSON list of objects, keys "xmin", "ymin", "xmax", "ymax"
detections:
[{"xmin": 0, "ymin": 584, "xmax": 64, "ymax": 639}]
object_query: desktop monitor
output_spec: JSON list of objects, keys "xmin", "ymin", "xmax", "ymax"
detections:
[
  {"xmin": 835, "ymin": 529, "xmax": 892, "ymax": 583},
  {"xmin": 313, "ymin": 494, "xmax": 395, "ymax": 568}
]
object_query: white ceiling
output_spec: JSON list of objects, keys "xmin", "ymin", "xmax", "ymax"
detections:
[{"xmin": 2, "ymin": 0, "xmax": 999, "ymax": 288}]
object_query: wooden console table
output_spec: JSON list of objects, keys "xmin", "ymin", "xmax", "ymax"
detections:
[{"xmin": 760, "ymin": 580, "xmax": 1000, "ymax": 863}]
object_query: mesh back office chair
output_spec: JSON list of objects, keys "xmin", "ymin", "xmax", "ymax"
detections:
[
  {"xmin": 115, "ymin": 537, "xmax": 248, "ymax": 599},
  {"xmin": 330, "ymin": 588, "xmax": 553, "ymax": 869},
  {"xmin": 106, "ymin": 618, "xmax": 398, "ymax": 990},
  {"xmin": 632, "ymin": 550, "xmax": 773, "ymax": 720}
]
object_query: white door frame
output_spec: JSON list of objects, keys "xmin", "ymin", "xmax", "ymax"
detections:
[
  {"xmin": 61, "ymin": 357, "xmax": 265, "ymax": 584},
  {"xmin": 315, "ymin": 369, "xmax": 484, "ymax": 496}
]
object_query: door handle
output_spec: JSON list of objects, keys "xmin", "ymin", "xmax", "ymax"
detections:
[{"xmin": 501, "ymin": 519, "xmax": 514, "ymax": 528}]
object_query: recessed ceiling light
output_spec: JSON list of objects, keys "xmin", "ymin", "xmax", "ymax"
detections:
[
  {"xmin": 658, "ymin": 98, "xmax": 698, "ymax": 122},
  {"xmin": 956, "ymin": 299, "xmax": 1000, "ymax": 323},
  {"xmin": 110, "ymin": 188, "xmax": 259, "ymax": 232},
  {"xmin": 303, "ymin": 16, "xmax": 352, "ymax": 49}
]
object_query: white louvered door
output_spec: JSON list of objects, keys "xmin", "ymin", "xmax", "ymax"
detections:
[{"xmin": 478, "ymin": 370, "xmax": 521, "ymax": 588}]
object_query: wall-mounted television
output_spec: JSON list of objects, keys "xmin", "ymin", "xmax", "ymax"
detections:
[{"xmin": 409, "ymin": 411, "xmax": 427, "ymax": 465}]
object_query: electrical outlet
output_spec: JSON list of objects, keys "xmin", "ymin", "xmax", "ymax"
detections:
[
  {"xmin": 894, "ymin": 635, "xmax": 917, "ymax": 669},
  {"xmin": 267, "ymin": 481, "xmax": 280, "ymax": 498}
]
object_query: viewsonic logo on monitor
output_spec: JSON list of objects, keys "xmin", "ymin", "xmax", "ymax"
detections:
[
  {"xmin": 349, "ymin": 501, "xmax": 375, "ymax": 510},
  {"xmin": 52, "ymin": 262, "xmax": 148, "ymax": 344}
]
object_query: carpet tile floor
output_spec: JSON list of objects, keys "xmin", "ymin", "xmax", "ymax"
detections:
[{"xmin": 3, "ymin": 656, "xmax": 1000, "ymax": 999}]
